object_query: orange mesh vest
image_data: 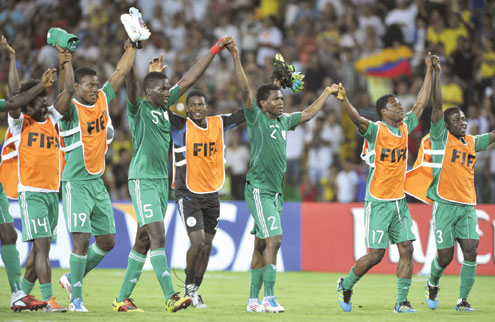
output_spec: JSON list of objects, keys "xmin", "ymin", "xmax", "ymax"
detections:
[
  {"xmin": 184, "ymin": 116, "xmax": 225, "ymax": 193},
  {"xmin": 18, "ymin": 115, "xmax": 61, "ymax": 191},
  {"xmin": 367, "ymin": 122, "xmax": 408, "ymax": 200},
  {"xmin": 68, "ymin": 92, "xmax": 109, "ymax": 175},
  {"xmin": 437, "ymin": 133, "xmax": 477, "ymax": 204},
  {"xmin": 0, "ymin": 129, "xmax": 20, "ymax": 199},
  {"xmin": 404, "ymin": 134, "xmax": 442, "ymax": 205}
]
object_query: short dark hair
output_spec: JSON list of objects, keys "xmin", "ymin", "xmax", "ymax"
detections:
[
  {"xmin": 75, "ymin": 67, "xmax": 97, "ymax": 83},
  {"xmin": 256, "ymin": 83, "xmax": 280, "ymax": 107},
  {"xmin": 143, "ymin": 72, "xmax": 167, "ymax": 91},
  {"xmin": 19, "ymin": 79, "xmax": 46, "ymax": 113},
  {"xmin": 186, "ymin": 89, "xmax": 207, "ymax": 105},
  {"xmin": 444, "ymin": 106, "xmax": 462, "ymax": 121},
  {"xmin": 375, "ymin": 94, "xmax": 395, "ymax": 119}
]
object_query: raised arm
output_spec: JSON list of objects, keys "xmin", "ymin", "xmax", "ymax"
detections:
[
  {"xmin": 177, "ymin": 36, "xmax": 233, "ymax": 96},
  {"xmin": 431, "ymin": 55, "xmax": 443, "ymax": 123},
  {"xmin": 53, "ymin": 45, "xmax": 74, "ymax": 115},
  {"xmin": 1, "ymin": 35, "xmax": 19, "ymax": 95},
  {"xmin": 411, "ymin": 52, "xmax": 434, "ymax": 119},
  {"xmin": 7, "ymin": 69, "xmax": 57, "ymax": 118},
  {"xmin": 334, "ymin": 83, "xmax": 370, "ymax": 134},
  {"xmin": 300, "ymin": 85, "xmax": 338, "ymax": 123},
  {"xmin": 108, "ymin": 40, "xmax": 137, "ymax": 93},
  {"xmin": 226, "ymin": 39, "xmax": 253, "ymax": 108}
]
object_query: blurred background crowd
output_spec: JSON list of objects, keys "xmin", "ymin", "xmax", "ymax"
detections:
[{"xmin": 0, "ymin": 0, "xmax": 494, "ymax": 203}]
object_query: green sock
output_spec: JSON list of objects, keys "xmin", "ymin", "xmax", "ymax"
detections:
[
  {"xmin": 40, "ymin": 283, "xmax": 53, "ymax": 301},
  {"xmin": 459, "ymin": 260, "xmax": 477, "ymax": 299},
  {"xmin": 397, "ymin": 278, "xmax": 412, "ymax": 304},
  {"xmin": 84, "ymin": 243, "xmax": 108, "ymax": 276},
  {"xmin": 342, "ymin": 267, "xmax": 361, "ymax": 290},
  {"xmin": 150, "ymin": 248, "xmax": 175, "ymax": 299},
  {"xmin": 1, "ymin": 245, "xmax": 22, "ymax": 293},
  {"xmin": 70, "ymin": 252, "xmax": 87, "ymax": 299},
  {"xmin": 21, "ymin": 277, "xmax": 35, "ymax": 295},
  {"xmin": 249, "ymin": 268, "xmax": 262, "ymax": 299},
  {"xmin": 262, "ymin": 264, "xmax": 276, "ymax": 297},
  {"xmin": 429, "ymin": 256, "xmax": 445, "ymax": 286},
  {"xmin": 116, "ymin": 250, "xmax": 146, "ymax": 302}
]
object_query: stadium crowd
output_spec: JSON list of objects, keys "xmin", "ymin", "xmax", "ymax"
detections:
[{"xmin": 0, "ymin": 0, "xmax": 494, "ymax": 203}]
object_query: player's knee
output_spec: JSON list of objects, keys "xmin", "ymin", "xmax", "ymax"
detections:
[
  {"xmin": 98, "ymin": 236, "xmax": 115, "ymax": 252},
  {"xmin": 137, "ymin": 233, "xmax": 150, "ymax": 250},
  {"xmin": 463, "ymin": 249, "xmax": 478, "ymax": 262},
  {"xmin": 0, "ymin": 225, "xmax": 18, "ymax": 244},
  {"xmin": 33, "ymin": 238, "xmax": 51, "ymax": 254},
  {"xmin": 1, "ymin": 231, "xmax": 17, "ymax": 245},
  {"xmin": 369, "ymin": 250, "xmax": 385, "ymax": 265},
  {"xmin": 266, "ymin": 239, "xmax": 282, "ymax": 251},
  {"xmin": 190, "ymin": 238, "xmax": 205, "ymax": 251},
  {"xmin": 437, "ymin": 253, "xmax": 453, "ymax": 267}
]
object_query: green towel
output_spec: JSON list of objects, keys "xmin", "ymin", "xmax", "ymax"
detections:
[{"xmin": 46, "ymin": 27, "xmax": 80, "ymax": 51}]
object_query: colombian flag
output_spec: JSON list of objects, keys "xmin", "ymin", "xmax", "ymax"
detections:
[{"xmin": 355, "ymin": 46, "xmax": 413, "ymax": 78}]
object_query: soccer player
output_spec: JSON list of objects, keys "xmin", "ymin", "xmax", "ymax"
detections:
[
  {"xmin": 335, "ymin": 54, "xmax": 434, "ymax": 313},
  {"xmin": 112, "ymin": 37, "xmax": 233, "ymax": 313},
  {"xmin": 171, "ymin": 89, "xmax": 244, "ymax": 309},
  {"xmin": 416, "ymin": 58, "xmax": 494, "ymax": 311},
  {"xmin": 6, "ymin": 40, "xmax": 74, "ymax": 312},
  {"xmin": 57, "ymin": 38, "xmax": 136, "ymax": 312},
  {"xmin": 0, "ymin": 35, "xmax": 56, "ymax": 312},
  {"xmin": 226, "ymin": 39, "xmax": 338, "ymax": 313}
]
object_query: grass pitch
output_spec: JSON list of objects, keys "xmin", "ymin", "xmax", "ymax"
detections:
[{"xmin": 1, "ymin": 268, "xmax": 494, "ymax": 321}]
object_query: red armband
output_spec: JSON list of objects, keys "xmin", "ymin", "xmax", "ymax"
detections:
[{"xmin": 210, "ymin": 37, "xmax": 225, "ymax": 55}]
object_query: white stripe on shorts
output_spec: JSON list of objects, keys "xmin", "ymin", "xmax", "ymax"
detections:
[
  {"xmin": 253, "ymin": 188, "xmax": 269, "ymax": 238},
  {"xmin": 177, "ymin": 198, "xmax": 186, "ymax": 229},
  {"xmin": 134, "ymin": 180, "xmax": 144, "ymax": 224},
  {"xmin": 66, "ymin": 182, "xmax": 72, "ymax": 230},
  {"xmin": 20, "ymin": 192, "xmax": 31, "ymax": 240}
]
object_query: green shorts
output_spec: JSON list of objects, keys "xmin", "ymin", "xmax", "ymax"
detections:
[
  {"xmin": 432, "ymin": 201, "xmax": 479, "ymax": 249},
  {"xmin": 364, "ymin": 199, "xmax": 416, "ymax": 248},
  {"xmin": 245, "ymin": 183, "xmax": 283, "ymax": 239},
  {"xmin": 0, "ymin": 183, "xmax": 12, "ymax": 224},
  {"xmin": 62, "ymin": 179, "xmax": 115, "ymax": 235},
  {"xmin": 18, "ymin": 191, "xmax": 59, "ymax": 242},
  {"xmin": 128, "ymin": 178, "xmax": 168, "ymax": 227}
]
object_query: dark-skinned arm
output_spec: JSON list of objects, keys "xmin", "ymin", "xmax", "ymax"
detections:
[
  {"xmin": 411, "ymin": 52, "xmax": 434, "ymax": 119},
  {"xmin": 300, "ymin": 85, "xmax": 338, "ymax": 123},
  {"xmin": 7, "ymin": 69, "xmax": 57, "ymax": 118},
  {"xmin": 335, "ymin": 83, "xmax": 370, "ymax": 134},
  {"xmin": 431, "ymin": 55, "xmax": 443, "ymax": 124},
  {"xmin": 53, "ymin": 46, "xmax": 74, "ymax": 115},
  {"xmin": 177, "ymin": 36, "xmax": 233, "ymax": 97},
  {"xmin": 226, "ymin": 39, "xmax": 253, "ymax": 109},
  {"xmin": 126, "ymin": 63, "xmax": 139, "ymax": 105},
  {"xmin": 1, "ymin": 36, "xmax": 19, "ymax": 95},
  {"xmin": 108, "ymin": 40, "xmax": 137, "ymax": 93}
]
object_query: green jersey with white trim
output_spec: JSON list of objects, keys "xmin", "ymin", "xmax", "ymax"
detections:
[
  {"xmin": 244, "ymin": 100, "xmax": 301, "ymax": 193},
  {"xmin": 127, "ymin": 84, "xmax": 181, "ymax": 179},
  {"xmin": 0, "ymin": 99, "xmax": 5, "ymax": 111}
]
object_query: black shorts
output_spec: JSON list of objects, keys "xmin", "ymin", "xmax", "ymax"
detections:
[{"xmin": 176, "ymin": 194, "xmax": 220, "ymax": 235}]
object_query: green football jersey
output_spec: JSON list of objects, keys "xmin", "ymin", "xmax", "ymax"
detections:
[
  {"xmin": 361, "ymin": 111, "xmax": 418, "ymax": 202},
  {"xmin": 426, "ymin": 116, "xmax": 489, "ymax": 204},
  {"xmin": 60, "ymin": 82, "xmax": 115, "ymax": 181},
  {"xmin": 127, "ymin": 84, "xmax": 181, "ymax": 179},
  {"xmin": 0, "ymin": 99, "xmax": 5, "ymax": 111},
  {"xmin": 244, "ymin": 100, "xmax": 301, "ymax": 193}
]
